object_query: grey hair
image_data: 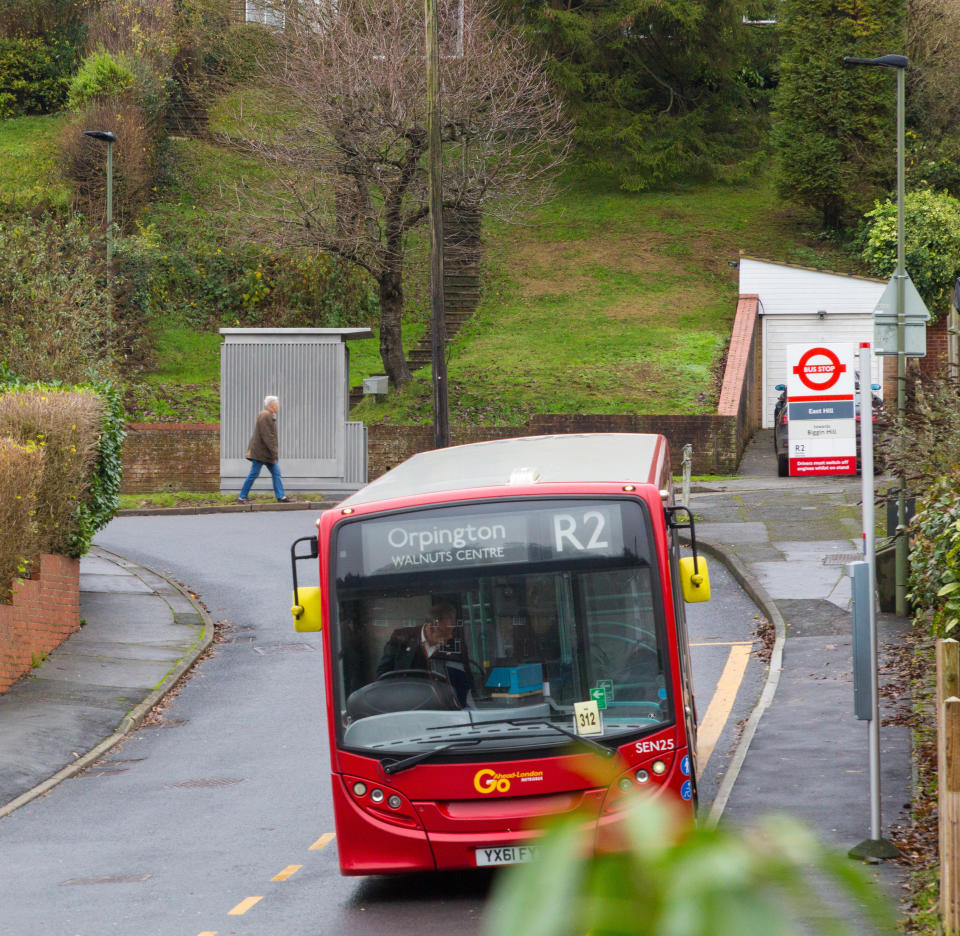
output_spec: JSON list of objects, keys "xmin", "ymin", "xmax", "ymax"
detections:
[{"xmin": 264, "ymin": 395, "xmax": 279, "ymax": 408}]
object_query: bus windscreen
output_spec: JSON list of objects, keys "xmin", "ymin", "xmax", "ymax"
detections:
[{"xmin": 332, "ymin": 499, "xmax": 670, "ymax": 758}]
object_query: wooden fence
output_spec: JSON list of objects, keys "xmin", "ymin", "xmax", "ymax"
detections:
[{"xmin": 938, "ymin": 638, "xmax": 960, "ymax": 932}]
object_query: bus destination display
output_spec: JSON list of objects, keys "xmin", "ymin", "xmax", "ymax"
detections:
[{"xmin": 359, "ymin": 503, "xmax": 627, "ymax": 576}]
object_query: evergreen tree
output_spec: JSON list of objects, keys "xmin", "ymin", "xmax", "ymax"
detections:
[
  {"xmin": 500, "ymin": 0, "xmax": 779, "ymax": 191},
  {"xmin": 773, "ymin": 0, "xmax": 905, "ymax": 229}
]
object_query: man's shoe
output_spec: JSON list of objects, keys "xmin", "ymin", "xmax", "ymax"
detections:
[
  {"xmin": 277, "ymin": 496, "xmax": 292, "ymax": 503},
  {"xmin": 237, "ymin": 496, "xmax": 250, "ymax": 504}
]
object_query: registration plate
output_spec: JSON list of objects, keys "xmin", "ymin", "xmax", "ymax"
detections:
[{"xmin": 474, "ymin": 844, "xmax": 540, "ymax": 867}]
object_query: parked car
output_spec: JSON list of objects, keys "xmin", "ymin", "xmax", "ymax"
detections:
[{"xmin": 773, "ymin": 376, "xmax": 883, "ymax": 477}]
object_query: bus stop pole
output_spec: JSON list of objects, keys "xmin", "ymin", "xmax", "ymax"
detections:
[{"xmin": 849, "ymin": 341, "xmax": 899, "ymax": 860}]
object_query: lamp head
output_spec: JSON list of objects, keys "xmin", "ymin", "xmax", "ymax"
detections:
[
  {"xmin": 82, "ymin": 130, "xmax": 116, "ymax": 143},
  {"xmin": 842, "ymin": 54, "xmax": 908, "ymax": 69}
]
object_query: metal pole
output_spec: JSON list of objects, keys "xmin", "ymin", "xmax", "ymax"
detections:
[
  {"xmin": 425, "ymin": 0, "xmax": 450, "ymax": 449},
  {"xmin": 105, "ymin": 139, "xmax": 113, "ymax": 264},
  {"xmin": 849, "ymin": 342, "xmax": 897, "ymax": 859},
  {"xmin": 860, "ymin": 343, "xmax": 880, "ymax": 840},
  {"xmin": 894, "ymin": 65, "xmax": 907, "ymax": 617}
]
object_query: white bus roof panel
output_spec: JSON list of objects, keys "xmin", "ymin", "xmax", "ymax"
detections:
[{"xmin": 342, "ymin": 434, "xmax": 666, "ymax": 506}]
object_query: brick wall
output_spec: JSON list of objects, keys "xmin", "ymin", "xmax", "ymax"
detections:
[
  {"xmin": 717, "ymin": 295, "xmax": 762, "ymax": 461},
  {"xmin": 122, "ymin": 423, "xmax": 221, "ymax": 493},
  {"xmin": 0, "ymin": 554, "xmax": 80, "ymax": 694},
  {"xmin": 367, "ymin": 413, "xmax": 739, "ymax": 479}
]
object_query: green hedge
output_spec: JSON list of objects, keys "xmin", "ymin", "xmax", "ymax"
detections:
[
  {"xmin": 0, "ymin": 368, "xmax": 125, "ymax": 559},
  {"xmin": 0, "ymin": 36, "xmax": 77, "ymax": 118}
]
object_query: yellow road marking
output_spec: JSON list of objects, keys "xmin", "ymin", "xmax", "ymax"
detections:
[
  {"xmin": 272, "ymin": 865, "xmax": 302, "ymax": 881},
  {"xmin": 309, "ymin": 832, "xmax": 336, "ymax": 851},
  {"xmin": 696, "ymin": 643, "xmax": 753, "ymax": 774},
  {"xmin": 690, "ymin": 640, "xmax": 755, "ymax": 647},
  {"xmin": 228, "ymin": 897, "xmax": 263, "ymax": 915},
  {"xmin": 198, "ymin": 932, "xmax": 218, "ymax": 935}
]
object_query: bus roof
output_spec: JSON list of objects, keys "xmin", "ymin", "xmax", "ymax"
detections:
[{"xmin": 342, "ymin": 433, "xmax": 668, "ymax": 506}]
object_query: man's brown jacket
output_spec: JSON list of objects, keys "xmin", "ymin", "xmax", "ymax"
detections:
[{"xmin": 244, "ymin": 409, "xmax": 278, "ymax": 463}]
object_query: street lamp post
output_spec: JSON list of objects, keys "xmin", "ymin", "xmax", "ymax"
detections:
[
  {"xmin": 842, "ymin": 54, "xmax": 909, "ymax": 617},
  {"xmin": 82, "ymin": 130, "xmax": 116, "ymax": 263}
]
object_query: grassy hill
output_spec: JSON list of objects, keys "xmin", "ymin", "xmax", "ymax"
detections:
[{"xmin": 1, "ymin": 116, "xmax": 869, "ymax": 425}]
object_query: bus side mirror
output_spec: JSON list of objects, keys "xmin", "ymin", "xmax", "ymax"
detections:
[
  {"xmin": 292, "ymin": 585, "xmax": 323, "ymax": 632},
  {"xmin": 291, "ymin": 535, "xmax": 321, "ymax": 631},
  {"xmin": 678, "ymin": 556, "xmax": 711, "ymax": 603}
]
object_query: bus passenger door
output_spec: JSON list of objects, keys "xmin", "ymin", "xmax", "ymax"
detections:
[{"xmin": 669, "ymin": 527, "xmax": 698, "ymax": 785}]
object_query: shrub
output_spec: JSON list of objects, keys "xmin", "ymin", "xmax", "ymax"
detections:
[
  {"xmin": 0, "ymin": 36, "xmax": 78, "ymax": 117},
  {"xmin": 860, "ymin": 188, "xmax": 960, "ymax": 321},
  {"xmin": 909, "ymin": 471, "xmax": 960, "ymax": 636},
  {"xmin": 875, "ymin": 376, "xmax": 960, "ymax": 494},
  {"xmin": 0, "ymin": 0, "xmax": 87, "ymax": 45},
  {"xmin": 0, "ymin": 438, "xmax": 44, "ymax": 603},
  {"xmin": 124, "ymin": 233, "xmax": 378, "ymax": 328},
  {"xmin": 67, "ymin": 48, "xmax": 135, "ymax": 110},
  {"xmin": 0, "ymin": 214, "xmax": 123, "ymax": 384},
  {"xmin": 58, "ymin": 97, "xmax": 164, "ymax": 229},
  {"xmin": 0, "ymin": 391, "xmax": 106, "ymax": 557}
]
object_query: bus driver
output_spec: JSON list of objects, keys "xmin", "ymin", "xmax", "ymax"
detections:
[{"xmin": 376, "ymin": 600, "xmax": 471, "ymax": 705}]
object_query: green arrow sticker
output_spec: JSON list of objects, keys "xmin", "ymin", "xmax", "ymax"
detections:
[{"xmin": 589, "ymin": 686, "xmax": 608, "ymax": 710}]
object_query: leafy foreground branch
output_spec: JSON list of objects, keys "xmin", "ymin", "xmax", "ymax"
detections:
[{"xmin": 485, "ymin": 798, "xmax": 895, "ymax": 936}]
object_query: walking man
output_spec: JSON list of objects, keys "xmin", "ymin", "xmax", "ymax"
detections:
[{"xmin": 237, "ymin": 395, "xmax": 291, "ymax": 503}]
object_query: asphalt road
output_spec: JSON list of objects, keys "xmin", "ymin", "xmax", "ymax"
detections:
[{"xmin": 0, "ymin": 512, "xmax": 764, "ymax": 936}]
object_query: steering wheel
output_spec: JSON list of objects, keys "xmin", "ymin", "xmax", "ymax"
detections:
[{"xmin": 377, "ymin": 668, "xmax": 449, "ymax": 682}]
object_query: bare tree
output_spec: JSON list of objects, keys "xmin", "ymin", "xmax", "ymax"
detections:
[{"xmin": 218, "ymin": 0, "xmax": 569, "ymax": 387}]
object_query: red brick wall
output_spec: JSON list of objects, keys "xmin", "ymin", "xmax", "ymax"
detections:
[
  {"xmin": 367, "ymin": 413, "xmax": 739, "ymax": 480},
  {"xmin": 0, "ymin": 554, "xmax": 80, "ymax": 694},
  {"xmin": 122, "ymin": 423, "xmax": 221, "ymax": 493},
  {"xmin": 920, "ymin": 316, "xmax": 949, "ymax": 381},
  {"xmin": 717, "ymin": 295, "xmax": 762, "ymax": 460}
]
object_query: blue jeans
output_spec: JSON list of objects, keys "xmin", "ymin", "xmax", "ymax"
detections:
[{"xmin": 239, "ymin": 460, "xmax": 285, "ymax": 499}]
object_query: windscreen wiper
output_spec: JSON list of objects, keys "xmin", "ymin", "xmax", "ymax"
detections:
[
  {"xmin": 381, "ymin": 738, "xmax": 483, "ymax": 775},
  {"xmin": 425, "ymin": 715, "xmax": 616, "ymax": 759}
]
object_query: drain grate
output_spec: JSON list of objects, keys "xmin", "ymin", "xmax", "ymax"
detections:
[
  {"xmin": 64, "ymin": 874, "xmax": 151, "ymax": 885},
  {"xmin": 167, "ymin": 777, "xmax": 246, "ymax": 789},
  {"xmin": 822, "ymin": 553, "xmax": 863, "ymax": 565},
  {"xmin": 253, "ymin": 642, "xmax": 316, "ymax": 655}
]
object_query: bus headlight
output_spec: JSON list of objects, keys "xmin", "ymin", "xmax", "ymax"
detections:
[
  {"xmin": 352, "ymin": 781, "xmax": 367, "ymax": 797},
  {"xmin": 388, "ymin": 795, "xmax": 402, "ymax": 809},
  {"xmin": 651, "ymin": 760, "xmax": 667, "ymax": 776},
  {"xmin": 635, "ymin": 769, "xmax": 650, "ymax": 784},
  {"xmin": 370, "ymin": 788, "xmax": 385, "ymax": 804}
]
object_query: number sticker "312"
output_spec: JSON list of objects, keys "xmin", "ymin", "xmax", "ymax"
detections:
[{"xmin": 573, "ymin": 700, "xmax": 603, "ymax": 736}]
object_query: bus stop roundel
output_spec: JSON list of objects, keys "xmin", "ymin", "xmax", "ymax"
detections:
[{"xmin": 792, "ymin": 346, "xmax": 847, "ymax": 392}]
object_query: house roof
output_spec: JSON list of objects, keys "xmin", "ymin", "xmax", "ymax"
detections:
[{"xmin": 738, "ymin": 255, "xmax": 885, "ymax": 317}]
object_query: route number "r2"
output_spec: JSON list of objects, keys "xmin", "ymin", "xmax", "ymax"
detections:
[{"xmin": 553, "ymin": 511, "xmax": 609, "ymax": 553}]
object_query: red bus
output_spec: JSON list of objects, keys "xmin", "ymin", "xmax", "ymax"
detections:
[{"xmin": 290, "ymin": 433, "xmax": 710, "ymax": 875}]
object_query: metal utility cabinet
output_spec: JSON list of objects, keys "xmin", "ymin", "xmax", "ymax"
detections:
[{"xmin": 219, "ymin": 328, "xmax": 373, "ymax": 495}]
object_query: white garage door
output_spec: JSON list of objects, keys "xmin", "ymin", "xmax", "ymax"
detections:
[{"xmin": 762, "ymin": 314, "xmax": 884, "ymax": 428}]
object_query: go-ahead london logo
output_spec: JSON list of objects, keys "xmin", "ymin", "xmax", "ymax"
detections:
[{"xmin": 473, "ymin": 767, "xmax": 544, "ymax": 794}]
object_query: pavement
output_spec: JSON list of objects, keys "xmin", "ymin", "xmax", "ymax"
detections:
[
  {"xmin": 0, "ymin": 433, "xmax": 915, "ymax": 903},
  {"xmin": 0, "ymin": 546, "xmax": 212, "ymax": 818}
]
